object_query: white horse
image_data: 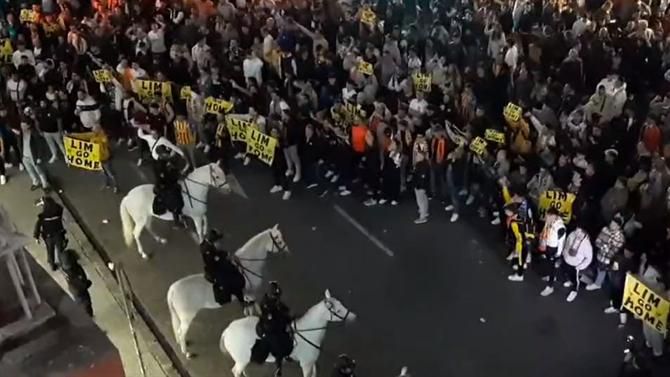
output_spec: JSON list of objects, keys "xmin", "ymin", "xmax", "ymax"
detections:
[
  {"xmin": 220, "ymin": 290, "xmax": 357, "ymax": 377},
  {"xmin": 167, "ymin": 225, "xmax": 289, "ymax": 358},
  {"xmin": 120, "ymin": 162, "xmax": 230, "ymax": 259}
]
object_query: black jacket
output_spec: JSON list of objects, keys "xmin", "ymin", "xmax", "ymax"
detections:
[
  {"xmin": 34, "ymin": 200, "xmax": 64, "ymax": 239},
  {"xmin": 414, "ymin": 160, "xmax": 430, "ymax": 190}
]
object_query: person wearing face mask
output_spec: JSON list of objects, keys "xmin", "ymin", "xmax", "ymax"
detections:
[
  {"xmin": 560, "ymin": 224, "xmax": 593, "ymax": 302},
  {"xmin": 36, "ymin": 99, "xmax": 66, "ymax": 164},
  {"xmin": 637, "ymin": 257, "xmax": 667, "ymax": 357},
  {"xmin": 538, "ymin": 207, "xmax": 567, "ymax": 296},
  {"xmin": 587, "ymin": 213, "xmax": 625, "ymax": 291}
]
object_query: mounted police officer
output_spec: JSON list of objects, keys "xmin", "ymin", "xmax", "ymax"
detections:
[
  {"xmin": 60, "ymin": 248, "xmax": 93, "ymax": 317},
  {"xmin": 153, "ymin": 145, "xmax": 185, "ymax": 228},
  {"xmin": 251, "ymin": 281, "xmax": 293, "ymax": 376},
  {"xmin": 34, "ymin": 195, "xmax": 66, "ymax": 271},
  {"xmin": 199, "ymin": 229, "xmax": 245, "ymax": 305},
  {"xmin": 332, "ymin": 354, "xmax": 356, "ymax": 377}
]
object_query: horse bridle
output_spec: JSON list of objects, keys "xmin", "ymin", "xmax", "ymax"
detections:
[
  {"xmin": 183, "ymin": 164, "xmax": 228, "ymax": 206},
  {"xmin": 269, "ymin": 230, "xmax": 287, "ymax": 253},
  {"xmin": 292, "ymin": 298, "xmax": 351, "ymax": 351}
]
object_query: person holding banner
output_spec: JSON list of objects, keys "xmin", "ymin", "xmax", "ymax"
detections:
[
  {"xmin": 638, "ymin": 261, "xmax": 667, "ymax": 357},
  {"xmin": 602, "ymin": 246, "xmax": 636, "ymax": 328},
  {"xmin": 69, "ymin": 124, "xmax": 118, "ymax": 192}
]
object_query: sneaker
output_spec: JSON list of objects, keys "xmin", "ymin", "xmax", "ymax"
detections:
[
  {"xmin": 566, "ymin": 291, "xmax": 578, "ymax": 302},
  {"xmin": 197, "ymin": 142, "xmax": 206, "ymax": 149},
  {"xmin": 292, "ymin": 174, "xmax": 301, "ymax": 183},
  {"xmin": 391, "ymin": 200, "xmax": 398, "ymax": 206},
  {"xmin": 48, "ymin": 155, "xmax": 57, "ymax": 164},
  {"xmin": 338, "ymin": 185, "xmax": 347, "ymax": 191},
  {"xmin": 466, "ymin": 195, "xmax": 474, "ymax": 206},
  {"xmin": 243, "ymin": 156, "xmax": 251, "ymax": 166},
  {"xmin": 378, "ymin": 199, "xmax": 388, "ymax": 205},
  {"xmin": 319, "ymin": 189, "xmax": 329, "ymax": 197},
  {"xmin": 505, "ymin": 252, "xmax": 515, "ymax": 261},
  {"xmin": 540, "ymin": 286, "xmax": 554, "ymax": 296},
  {"xmin": 563, "ymin": 281, "xmax": 573, "ymax": 288},
  {"xmin": 508, "ymin": 274, "xmax": 524, "ymax": 282},
  {"xmin": 306, "ymin": 183, "xmax": 318, "ymax": 189},
  {"xmin": 0, "ymin": 175, "xmax": 6, "ymax": 185},
  {"xmin": 363, "ymin": 198, "xmax": 377, "ymax": 207},
  {"xmin": 36, "ymin": 158, "xmax": 41, "ymax": 164},
  {"xmin": 30, "ymin": 184, "xmax": 39, "ymax": 191},
  {"xmin": 137, "ymin": 158, "xmax": 143, "ymax": 167},
  {"xmin": 450, "ymin": 213, "xmax": 459, "ymax": 222},
  {"xmin": 414, "ymin": 217, "xmax": 428, "ymax": 224},
  {"xmin": 603, "ymin": 306, "xmax": 618, "ymax": 314},
  {"xmin": 285, "ymin": 169, "xmax": 294, "ymax": 177},
  {"xmin": 330, "ymin": 175, "xmax": 339, "ymax": 183},
  {"xmin": 234, "ymin": 152, "xmax": 244, "ymax": 160},
  {"xmin": 324, "ymin": 170, "xmax": 333, "ymax": 178},
  {"xmin": 541, "ymin": 276, "xmax": 550, "ymax": 282},
  {"xmin": 270, "ymin": 185, "xmax": 283, "ymax": 194},
  {"xmin": 113, "ymin": 186, "xmax": 119, "ymax": 194},
  {"xmin": 43, "ymin": 186, "xmax": 51, "ymax": 193},
  {"xmin": 458, "ymin": 189, "xmax": 468, "ymax": 196},
  {"xmin": 19, "ymin": 164, "xmax": 24, "ymax": 171},
  {"xmin": 585, "ymin": 284, "xmax": 601, "ymax": 291},
  {"xmin": 128, "ymin": 143, "xmax": 138, "ymax": 151},
  {"xmin": 282, "ymin": 191, "xmax": 291, "ymax": 200},
  {"xmin": 490, "ymin": 217, "xmax": 501, "ymax": 225},
  {"xmin": 5, "ymin": 163, "xmax": 12, "ymax": 168},
  {"xmin": 339, "ymin": 189, "xmax": 351, "ymax": 196},
  {"xmin": 445, "ymin": 205, "xmax": 454, "ymax": 212}
]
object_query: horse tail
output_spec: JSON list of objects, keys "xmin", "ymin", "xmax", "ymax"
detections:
[
  {"xmin": 167, "ymin": 283, "xmax": 180, "ymax": 343},
  {"xmin": 120, "ymin": 196, "xmax": 135, "ymax": 247}
]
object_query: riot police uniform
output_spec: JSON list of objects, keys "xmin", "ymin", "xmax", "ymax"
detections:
[
  {"xmin": 60, "ymin": 249, "xmax": 93, "ymax": 316},
  {"xmin": 33, "ymin": 196, "xmax": 66, "ymax": 271},
  {"xmin": 251, "ymin": 282, "xmax": 293, "ymax": 376},
  {"xmin": 199, "ymin": 229, "xmax": 245, "ymax": 305},
  {"xmin": 153, "ymin": 146, "xmax": 185, "ymax": 227},
  {"xmin": 332, "ymin": 354, "xmax": 357, "ymax": 377}
]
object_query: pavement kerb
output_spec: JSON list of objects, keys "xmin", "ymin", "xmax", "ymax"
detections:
[{"xmin": 46, "ymin": 173, "xmax": 187, "ymax": 377}]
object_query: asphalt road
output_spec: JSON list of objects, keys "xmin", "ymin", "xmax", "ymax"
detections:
[{"xmin": 39, "ymin": 147, "xmax": 632, "ymax": 377}]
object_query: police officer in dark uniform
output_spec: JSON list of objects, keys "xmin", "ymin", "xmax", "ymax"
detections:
[
  {"xmin": 153, "ymin": 145, "xmax": 185, "ymax": 228},
  {"xmin": 251, "ymin": 281, "xmax": 293, "ymax": 376},
  {"xmin": 60, "ymin": 248, "xmax": 93, "ymax": 317},
  {"xmin": 332, "ymin": 354, "xmax": 357, "ymax": 377},
  {"xmin": 199, "ymin": 229, "xmax": 245, "ymax": 305},
  {"xmin": 34, "ymin": 195, "xmax": 66, "ymax": 271}
]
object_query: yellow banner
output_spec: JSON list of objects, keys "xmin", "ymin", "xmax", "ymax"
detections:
[
  {"xmin": 63, "ymin": 136, "xmax": 101, "ymax": 171},
  {"xmin": 413, "ymin": 73, "xmax": 431, "ymax": 92},
  {"xmin": 246, "ymin": 128, "xmax": 277, "ymax": 165},
  {"xmin": 469, "ymin": 136, "xmax": 487, "ymax": 155},
  {"xmin": 538, "ymin": 190, "xmax": 575, "ymax": 223},
  {"xmin": 180, "ymin": 86, "xmax": 192, "ymax": 100},
  {"xmin": 20, "ymin": 9, "xmax": 38, "ymax": 23},
  {"xmin": 358, "ymin": 61, "xmax": 373, "ymax": 76},
  {"xmin": 226, "ymin": 117, "xmax": 253, "ymax": 142},
  {"xmin": 360, "ymin": 8, "xmax": 377, "ymax": 27},
  {"xmin": 134, "ymin": 80, "xmax": 172, "ymax": 102},
  {"xmin": 204, "ymin": 97, "xmax": 234, "ymax": 114},
  {"xmin": 0, "ymin": 39, "xmax": 13, "ymax": 63},
  {"xmin": 43, "ymin": 22, "xmax": 61, "ymax": 36},
  {"xmin": 503, "ymin": 102, "xmax": 522, "ymax": 123},
  {"xmin": 92, "ymin": 69, "xmax": 112, "ymax": 83},
  {"xmin": 622, "ymin": 273, "xmax": 670, "ymax": 334},
  {"xmin": 485, "ymin": 129, "xmax": 505, "ymax": 144},
  {"xmin": 343, "ymin": 103, "xmax": 362, "ymax": 124}
]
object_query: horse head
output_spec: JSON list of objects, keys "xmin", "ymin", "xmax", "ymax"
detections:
[
  {"xmin": 209, "ymin": 162, "xmax": 231, "ymax": 193},
  {"xmin": 267, "ymin": 224, "xmax": 290, "ymax": 255},
  {"xmin": 322, "ymin": 289, "xmax": 356, "ymax": 323}
]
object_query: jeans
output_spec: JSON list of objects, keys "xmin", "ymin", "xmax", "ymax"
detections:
[
  {"xmin": 283, "ymin": 144, "xmax": 301, "ymax": 178},
  {"xmin": 643, "ymin": 323, "xmax": 665, "ymax": 356},
  {"xmin": 562, "ymin": 264, "xmax": 582, "ymax": 292},
  {"xmin": 594, "ymin": 268, "xmax": 608, "ymax": 287},
  {"xmin": 445, "ymin": 164, "xmax": 460, "ymax": 213},
  {"xmin": 101, "ymin": 160, "xmax": 118, "ymax": 188},
  {"xmin": 414, "ymin": 188, "xmax": 429, "ymax": 219},
  {"xmin": 43, "ymin": 131, "xmax": 66, "ymax": 159},
  {"xmin": 22, "ymin": 156, "xmax": 48, "ymax": 187}
]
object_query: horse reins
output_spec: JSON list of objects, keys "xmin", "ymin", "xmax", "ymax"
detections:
[
  {"xmin": 291, "ymin": 300, "xmax": 351, "ymax": 352},
  {"xmin": 234, "ymin": 231, "xmax": 284, "ymax": 284},
  {"xmin": 182, "ymin": 164, "xmax": 228, "ymax": 207}
]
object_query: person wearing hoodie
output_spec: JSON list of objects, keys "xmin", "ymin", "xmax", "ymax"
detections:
[
  {"xmin": 560, "ymin": 225, "xmax": 593, "ymax": 302},
  {"xmin": 527, "ymin": 165, "xmax": 555, "ymax": 205},
  {"xmin": 638, "ymin": 258, "xmax": 667, "ymax": 357},
  {"xmin": 539, "ymin": 207, "xmax": 567, "ymax": 296},
  {"xmin": 587, "ymin": 214, "xmax": 625, "ymax": 291}
]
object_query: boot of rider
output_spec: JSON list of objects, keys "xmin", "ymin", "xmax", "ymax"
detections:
[{"xmin": 172, "ymin": 212, "xmax": 186, "ymax": 229}]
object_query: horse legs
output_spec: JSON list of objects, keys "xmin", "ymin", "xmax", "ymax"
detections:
[
  {"xmin": 179, "ymin": 312, "xmax": 197, "ymax": 358},
  {"xmin": 231, "ymin": 362, "xmax": 248, "ymax": 377},
  {"xmin": 133, "ymin": 216, "xmax": 149, "ymax": 259},
  {"xmin": 146, "ymin": 217, "xmax": 167, "ymax": 245},
  {"xmin": 300, "ymin": 362, "xmax": 316, "ymax": 377},
  {"xmin": 193, "ymin": 215, "xmax": 205, "ymax": 244}
]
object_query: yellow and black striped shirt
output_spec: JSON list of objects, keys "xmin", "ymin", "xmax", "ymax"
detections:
[{"xmin": 174, "ymin": 120, "xmax": 195, "ymax": 146}]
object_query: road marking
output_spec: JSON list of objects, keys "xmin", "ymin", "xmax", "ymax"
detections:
[
  {"xmin": 226, "ymin": 173, "xmax": 248, "ymax": 199},
  {"xmin": 333, "ymin": 204, "xmax": 395, "ymax": 257}
]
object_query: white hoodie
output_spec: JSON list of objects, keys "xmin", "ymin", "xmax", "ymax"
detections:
[{"xmin": 562, "ymin": 228, "xmax": 593, "ymax": 271}]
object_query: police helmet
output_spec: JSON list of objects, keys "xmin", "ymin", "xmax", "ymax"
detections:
[
  {"xmin": 337, "ymin": 354, "xmax": 356, "ymax": 374},
  {"xmin": 268, "ymin": 281, "xmax": 282, "ymax": 299},
  {"xmin": 205, "ymin": 229, "xmax": 223, "ymax": 243}
]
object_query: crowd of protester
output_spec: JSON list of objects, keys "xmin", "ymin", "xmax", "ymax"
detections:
[{"xmin": 0, "ymin": 0, "xmax": 669, "ymax": 363}]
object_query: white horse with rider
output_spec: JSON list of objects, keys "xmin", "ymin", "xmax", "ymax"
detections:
[
  {"xmin": 167, "ymin": 225, "xmax": 289, "ymax": 358},
  {"xmin": 220, "ymin": 290, "xmax": 356, "ymax": 377},
  {"xmin": 120, "ymin": 160, "xmax": 230, "ymax": 259}
]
